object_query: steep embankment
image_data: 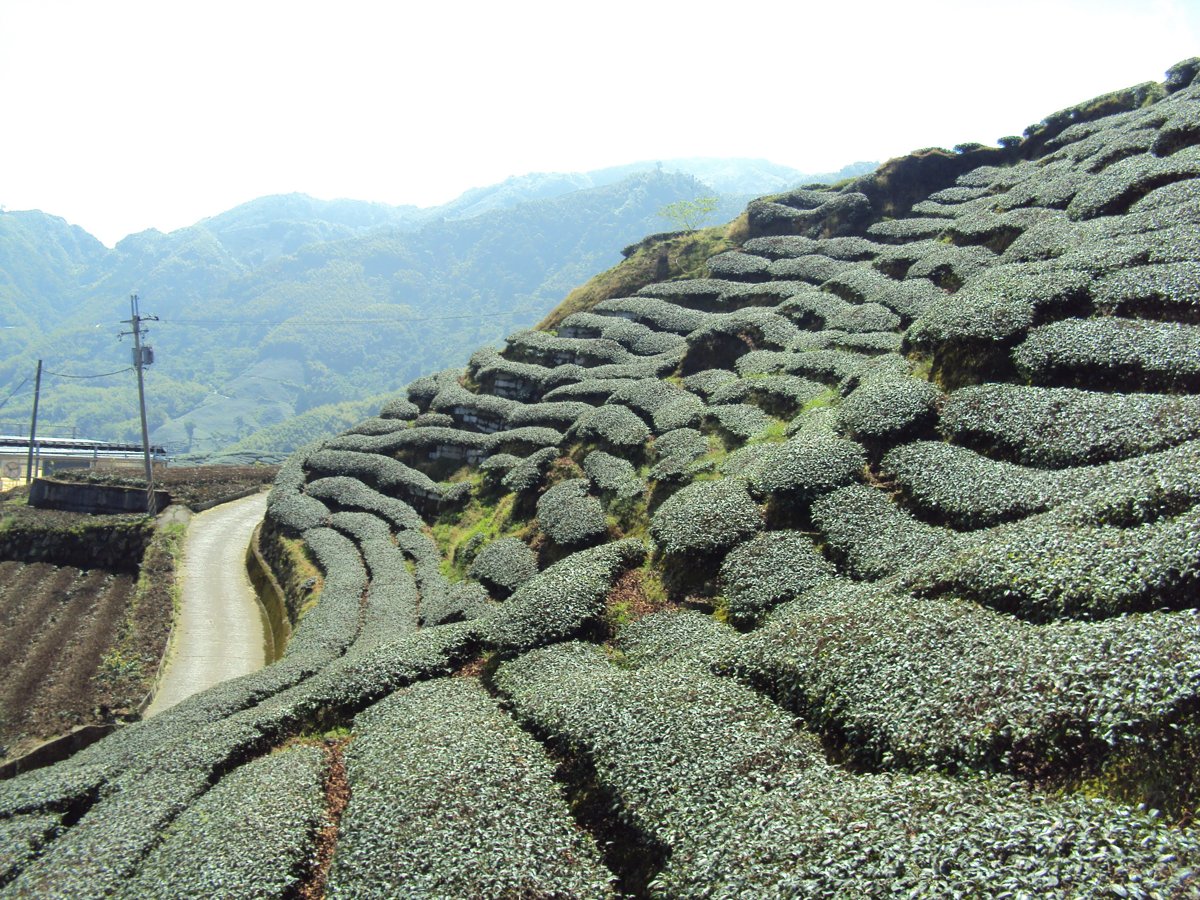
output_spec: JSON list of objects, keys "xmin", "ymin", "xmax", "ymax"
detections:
[{"xmin": 3, "ymin": 59, "xmax": 1200, "ymax": 897}]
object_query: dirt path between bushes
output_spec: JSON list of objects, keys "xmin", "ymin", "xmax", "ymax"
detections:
[{"xmin": 145, "ymin": 493, "xmax": 268, "ymax": 717}]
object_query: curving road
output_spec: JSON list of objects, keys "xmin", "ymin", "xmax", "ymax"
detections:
[{"xmin": 145, "ymin": 493, "xmax": 268, "ymax": 717}]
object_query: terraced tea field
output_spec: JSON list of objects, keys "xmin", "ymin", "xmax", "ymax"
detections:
[{"xmin": 3, "ymin": 59, "xmax": 1200, "ymax": 897}]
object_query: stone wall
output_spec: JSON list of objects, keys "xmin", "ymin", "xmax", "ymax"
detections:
[{"xmin": 0, "ymin": 518, "xmax": 153, "ymax": 573}]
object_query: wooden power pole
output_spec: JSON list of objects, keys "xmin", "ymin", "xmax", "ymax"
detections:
[
  {"xmin": 121, "ymin": 294, "xmax": 158, "ymax": 513},
  {"xmin": 24, "ymin": 359, "xmax": 41, "ymax": 484}
]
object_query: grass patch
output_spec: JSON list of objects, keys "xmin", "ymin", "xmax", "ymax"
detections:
[
  {"xmin": 603, "ymin": 566, "xmax": 676, "ymax": 632},
  {"xmin": 606, "ymin": 492, "xmax": 650, "ymax": 541},
  {"xmin": 429, "ymin": 492, "xmax": 520, "ymax": 579},
  {"xmin": 94, "ymin": 520, "xmax": 187, "ymax": 712},
  {"xmin": 747, "ymin": 418, "xmax": 790, "ymax": 445},
  {"xmin": 278, "ymin": 535, "xmax": 324, "ymax": 619},
  {"xmin": 537, "ymin": 221, "xmax": 743, "ymax": 330}
]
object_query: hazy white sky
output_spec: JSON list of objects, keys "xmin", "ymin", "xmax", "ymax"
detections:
[{"xmin": 1, "ymin": 0, "xmax": 1197, "ymax": 246}]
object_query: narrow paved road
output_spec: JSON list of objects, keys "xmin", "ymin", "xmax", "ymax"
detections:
[{"xmin": 145, "ymin": 493, "xmax": 268, "ymax": 717}]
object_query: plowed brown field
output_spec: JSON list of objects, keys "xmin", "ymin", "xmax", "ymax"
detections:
[{"xmin": 0, "ymin": 561, "xmax": 138, "ymax": 760}]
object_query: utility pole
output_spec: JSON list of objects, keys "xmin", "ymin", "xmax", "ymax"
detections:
[
  {"xmin": 24, "ymin": 359, "xmax": 41, "ymax": 484},
  {"xmin": 120, "ymin": 294, "xmax": 158, "ymax": 513}
]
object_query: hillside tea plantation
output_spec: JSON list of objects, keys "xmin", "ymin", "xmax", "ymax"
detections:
[{"xmin": 3, "ymin": 59, "xmax": 1200, "ymax": 898}]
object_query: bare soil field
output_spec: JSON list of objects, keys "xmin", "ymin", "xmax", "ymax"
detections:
[
  {"xmin": 0, "ymin": 561, "xmax": 139, "ymax": 761},
  {"xmin": 0, "ymin": 465, "xmax": 275, "ymax": 767}
]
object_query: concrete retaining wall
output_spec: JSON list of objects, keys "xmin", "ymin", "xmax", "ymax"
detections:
[{"xmin": 30, "ymin": 478, "xmax": 170, "ymax": 515}]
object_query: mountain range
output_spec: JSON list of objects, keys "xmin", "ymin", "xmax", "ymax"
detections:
[{"xmin": 0, "ymin": 158, "xmax": 873, "ymax": 461}]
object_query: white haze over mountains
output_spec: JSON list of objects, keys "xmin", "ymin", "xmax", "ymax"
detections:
[{"xmin": 1, "ymin": 0, "xmax": 1197, "ymax": 246}]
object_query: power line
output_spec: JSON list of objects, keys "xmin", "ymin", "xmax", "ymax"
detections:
[
  {"xmin": 44, "ymin": 367, "xmax": 134, "ymax": 379},
  {"xmin": 163, "ymin": 311, "xmax": 527, "ymax": 327},
  {"xmin": 0, "ymin": 377, "xmax": 29, "ymax": 412}
]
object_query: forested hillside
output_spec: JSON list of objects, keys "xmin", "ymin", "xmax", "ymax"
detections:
[{"xmin": 0, "ymin": 160, "xmax": 866, "ymax": 461}]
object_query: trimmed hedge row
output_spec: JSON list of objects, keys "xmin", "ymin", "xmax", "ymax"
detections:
[
  {"xmin": 779, "ymin": 290, "xmax": 901, "ymax": 334},
  {"xmin": 118, "ymin": 745, "xmax": 326, "ymax": 899},
  {"xmin": 766, "ymin": 254, "xmax": 852, "ymax": 284},
  {"xmin": 468, "ymin": 537, "xmax": 538, "ymax": 598},
  {"xmin": 866, "ymin": 216, "xmax": 949, "ymax": 242},
  {"xmin": 393, "ymin": 530, "xmax": 459, "ymax": 629},
  {"xmin": 536, "ymin": 478, "xmax": 608, "ymax": 548},
  {"xmin": 908, "ymin": 494, "xmax": 1200, "ymax": 620},
  {"xmin": 496, "ymin": 642, "xmax": 1200, "ymax": 897},
  {"xmin": 428, "ymin": 380, "xmax": 518, "ymax": 430},
  {"xmin": 500, "ymin": 446, "xmax": 559, "ymax": 495},
  {"xmin": 343, "ymin": 416, "xmax": 410, "ymax": 437},
  {"xmin": 305, "ymin": 476, "xmax": 424, "ymax": 532},
  {"xmin": 327, "ymin": 679, "xmax": 612, "ymax": 899},
  {"xmin": 702, "ymin": 403, "xmax": 770, "ymax": 442},
  {"xmin": 283, "ymin": 527, "xmax": 366, "ymax": 663},
  {"xmin": 419, "ymin": 581, "xmax": 491, "ymax": 628},
  {"xmin": 907, "ymin": 262, "xmax": 1093, "ymax": 348},
  {"xmin": 328, "ymin": 512, "xmax": 420, "ymax": 638},
  {"xmin": 405, "ymin": 368, "xmax": 464, "ymax": 411},
  {"xmin": 939, "ymin": 383, "xmax": 1200, "ymax": 467},
  {"xmin": 680, "ymin": 368, "xmax": 737, "ymax": 398},
  {"xmin": 735, "ymin": 348, "xmax": 874, "ymax": 387},
  {"xmin": 740, "ymin": 235, "xmax": 821, "ymax": 259},
  {"xmin": 708, "ymin": 375, "xmax": 826, "ymax": 418},
  {"xmin": 883, "ymin": 441, "xmax": 1066, "ymax": 528},
  {"xmin": 558, "ymin": 312, "xmax": 685, "ymax": 356},
  {"xmin": 9, "ymin": 769, "xmax": 222, "ymax": 896},
  {"xmin": 542, "ymin": 377, "xmax": 638, "ymax": 404},
  {"xmin": 1093, "ymin": 261, "xmax": 1200, "ymax": 319},
  {"xmin": 719, "ymin": 530, "xmax": 836, "ymax": 621},
  {"xmin": 327, "ymin": 424, "xmax": 564, "ymax": 461},
  {"xmin": 739, "ymin": 433, "xmax": 865, "ymax": 508},
  {"xmin": 503, "ymin": 329, "xmax": 634, "ymax": 367},
  {"xmin": 812, "ymin": 485, "xmax": 960, "ymax": 580},
  {"xmin": 613, "ymin": 609, "xmax": 740, "ymax": 670},
  {"xmin": 899, "ymin": 241, "xmax": 997, "ymax": 286},
  {"xmin": 412, "ymin": 412, "xmax": 455, "ymax": 428},
  {"xmin": 483, "ymin": 539, "xmax": 646, "ymax": 654},
  {"xmin": 0, "ymin": 812, "xmax": 60, "ymax": 885},
  {"xmin": 649, "ymin": 428, "xmax": 710, "ymax": 482},
  {"xmin": 570, "ymin": 404, "xmax": 652, "ymax": 452},
  {"xmin": 707, "ymin": 250, "xmax": 771, "ymax": 280},
  {"xmin": 1013, "ymin": 316, "xmax": 1200, "ymax": 390},
  {"xmin": 650, "ymin": 393, "xmax": 705, "ymax": 433},
  {"xmin": 637, "ymin": 278, "xmax": 739, "ymax": 307},
  {"xmin": 266, "ymin": 487, "xmax": 330, "ymax": 537},
  {"xmin": 836, "ymin": 374, "xmax": 942, "ymax": 444},
  {"xmin": 378, "ymin": 395, "xmax": 419, "ymax": 420},
  {"xmin": 605, "ymin": 377, "xmax": 693, "ymax": 419},
  {"xmin": 1067, "ymin": 146, "xmax": 1200, "ymax": 220},
  {"xmin": 0, "ymin": 622, "xmax": 485, "ymax": 892},
  {"xmin": 469, "ymin": 347, "xmax": 564, "ymax": 402},
  {"xmin": 592, "ymin": 297, "xmax": 710, "ymax": 334},
  {"xmin": 650, "ymin": 479, "xmax": 762, "ymax": 556},
  {"xmin": 266, "ymin": 446, "xmax": 329, "ymax": 535},
  {"xmin": 947, "ymin": 206, "xmax": 1058, "ymax": 248},
  {"xmin": 506, "ymin": 400, "xmax": 596, "ymax": 431},
  {"xmin": 583, "ymin": 450, "xmax": 644, "ymax": 500},
  {"xmin": 731, "ymin": 587, "xmax": 1200, "ymax": 776},
  {"xmin": 304, "ymin": 449, "xmax": 470, "ymax": 511}
]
